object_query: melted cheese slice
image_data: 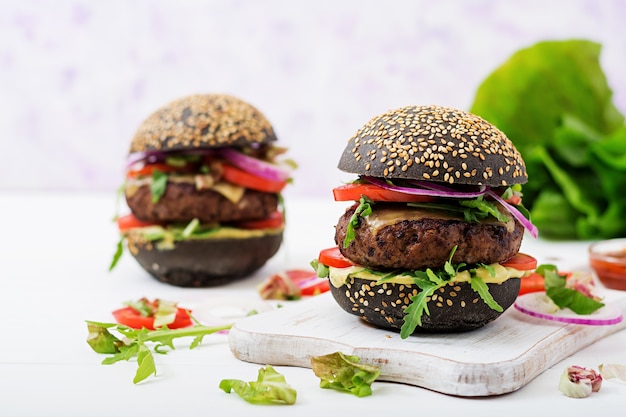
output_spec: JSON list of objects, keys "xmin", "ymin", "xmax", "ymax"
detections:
[
  {"xmin": 365, "ymin": 205, "xmax": 515, "ymax": 234},
  {"xmin": 125, "ymin": 175, "xmax": 246, "ymax": 204}
]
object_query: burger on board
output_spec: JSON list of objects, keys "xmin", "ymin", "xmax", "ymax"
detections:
[
  {"xmin": 110, "ymin": 94, "xmax": 294, "ymax": 287},
  {"xmin": 312, "ymin": 104, "xmax": 538, "ymax": 338}
]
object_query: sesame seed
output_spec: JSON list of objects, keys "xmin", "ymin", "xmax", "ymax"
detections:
[{"xmin": 338, "ymin": 104, "xmax": 527, "ymax": 187}]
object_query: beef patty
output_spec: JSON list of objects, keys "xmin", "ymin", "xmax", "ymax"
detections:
[
  {"xmin": 334, "ymin": 204, "xmax": 524, "ymax": 270},
  {"xmin": 126, "ymin": 182, "xmax": 278, "ymax": 224}
]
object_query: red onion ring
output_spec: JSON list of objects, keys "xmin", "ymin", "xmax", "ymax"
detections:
[
  {"xmin": 363, "ymin": 177, "xmax": 489, "ymax": 198},
  {"xmin": 514, "ymin": 293, "xmax": 623, "ymax": 326},
  {"xmin": 219, "ymin": 148, "xmax": 290, "ymax": 182},
  {"xmin": 487, "ymin": 190, "xmax": 539, "ymax": 238}
]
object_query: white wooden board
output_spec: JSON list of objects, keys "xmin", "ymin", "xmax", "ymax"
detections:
[{"xmin": 228, "ymin": 291, "xmax": 626, "ymax": 397}]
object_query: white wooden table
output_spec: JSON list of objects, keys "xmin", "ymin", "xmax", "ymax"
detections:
[{"xmin": 1, "ymin": 192, "xmax": 624, "ymax": 415}]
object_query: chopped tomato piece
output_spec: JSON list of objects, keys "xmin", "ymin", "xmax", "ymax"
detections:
[
  {"xmin": 500, "ymin": 253, "xmax": 538, "ymax": 271},
  {"xmin": 221, "ymin": 163, "xmax": 287, "ymax": 193},
  {"xmin": 286, "ymin": 269, "xmax": 330, "ymax": 296},
  {"xmin": 505, "ymin": 194, "xmax": 522, "ymax": 205},
  {"xmin": 233, "ymin": 211, "xmax": 284, "ymax": 229},
  {"xmin": 117, "ymin": 213, "xmax": 159, "ymax": 231},
  {"xmin": 112, "ymin": 305, "xmax": 192, "ymax": 330},
  {"xmin": 517, "ymin": 270, "xmax": 572, "ymax": 295},
  {"xmin": 333, "ymin": 183, "xmax": 436, "ymax": 203},
  {"xmin": 518, "ymin": 272, "xmax": 546, "ymax": 295},
  {"xmin": 318, "ymin": 247, "xmax": 354, "ymax": 269}
]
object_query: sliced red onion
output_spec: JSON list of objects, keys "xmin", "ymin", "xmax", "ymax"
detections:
[
  {"xmin": 363, "ymin": 177, "xmax": 538, "ymax": 238},
  {"xmin": 514, "ymin": 293, "xmax": 623, "ymax": 326},
  {"xmin": 220, "ymin": 148, "xmax": 290, "ymax": 182},
  {"xmin": 363, "ymin": 177, "xmax": 489, "ymax": 198},
  {"xmin": 126, "ymin": 149, "xmax": 217, "ymax": 169},
  {"xmin": 487, "ymin": 190, "xmax": 539, "ymax": 238},
  {"xmin": 126, "ymin": 151, "xmax": 165, "ymax": 168}
]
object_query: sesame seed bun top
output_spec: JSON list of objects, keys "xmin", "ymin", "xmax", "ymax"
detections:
[
  {"xmin": 129, "ymin": 94, "xmax": 277, "ymax": 153},
  {"xmin": 338, "ymin": 105, "xmax": 527, "ymax": 187}
]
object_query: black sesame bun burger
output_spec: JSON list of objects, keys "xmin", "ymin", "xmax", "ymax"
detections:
[
  {"xmin": 311, "ymin": 105, "xmax": 539, "ymax": 338},
  {"xmin": 110, "ymin": 94, "xmax": 294, "ymax": 287}
]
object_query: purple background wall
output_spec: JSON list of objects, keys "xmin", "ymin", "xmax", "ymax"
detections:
[{"xmin": 1, "ymin": 0, "xmax": 624, "ymax": 199}]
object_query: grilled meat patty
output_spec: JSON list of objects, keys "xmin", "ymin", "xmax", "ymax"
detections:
[
  {"xmin": 126, "ymin": 182, "xmax": 278, "ymax": 224},
  {"xmin": 334, "ymin": 204, "xmax": 524, "ymax": 270}
]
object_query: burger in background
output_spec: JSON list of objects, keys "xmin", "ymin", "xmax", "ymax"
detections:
[
  {"xmin": 110, "ymin": 94, "xmax": 295, "ymax": 287},
  {"xmin": 312, "ymin": 105, "xmax": 538, "ymax": 338}
]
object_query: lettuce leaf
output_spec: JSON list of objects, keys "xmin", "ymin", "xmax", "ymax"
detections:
[
  {"xmin": 310, "ymin": 352, "xmax": 380, "ymax": 397},
  {"xmin": 470, "ymin": 39, "xmax": 626, "ymax": 240},
  {"xmin": 219, "ymin": 365, "xmax": 297, "ymax": 405}
]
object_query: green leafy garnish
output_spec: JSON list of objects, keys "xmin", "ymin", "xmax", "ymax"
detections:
[
  {"xmin": 408, "ymin": 194, "xmax": 516, "ymax": 223},
  {"xmin": 219, "ymin": 365, "xmax": 297, "ymax": 405},
  {"xmin": 536, "ymin": 264, "xmax": 605, "ymax": 315},
  {"xmin": 460, "ymin": 197, "xmax": 510, "ymax": 222},
  {"xmin": 343, "ymin": 196, "xmax": 373, "ymax": 248},
  {"xmin": 86, "ymin": 320, "xmax": 232, "ymax": 384},
  {"xmin": 470, "ymin": 39, "xmax": 626, "ymax": 240},
  {"xmin": 310, "ymin": 258, "xmax": 330, "ymax": 278},
  {"xmin": 310, "ymin": 352, "xmax": 381, "ymax": 397},
  {"xmin": 150, "ymin": 169, "xmax": 168, "ymax": 203},
  {"xmin": 108, "ymin": 238, "xmax": 124, "ymax": 271},
  {"xmin": 400, "ymin": 246, "xmax": 466, "ymax": 338}
]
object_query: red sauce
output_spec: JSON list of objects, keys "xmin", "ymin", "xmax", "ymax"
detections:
[{"xmin": 590, "ymin": 248, "xmax": 626, "ymax": 291}]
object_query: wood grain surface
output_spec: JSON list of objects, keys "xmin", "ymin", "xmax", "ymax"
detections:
[{"xmin": 228, "ymin": 292, "xmax": 626, "ymax": 396}]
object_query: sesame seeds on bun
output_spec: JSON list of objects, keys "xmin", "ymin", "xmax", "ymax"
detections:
[
  {"xmin": 129, "ymin": 94, "xmax": 277, "ymax": 153},
  {"xmin": 338, "ymin": 105, "xmax": 527, "ymax": 187}
]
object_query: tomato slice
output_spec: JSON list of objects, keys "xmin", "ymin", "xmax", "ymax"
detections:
[
  {"xmin": 333, "ymin": 183, "xmax": 436, "ymax": 203},
  {"xmin": 117, "ymin": 213, "xmax": 159, "ymax": 231},
  {"xmin": 232, "ymin": 211, "xmax": 284, "ymax": 230},
  {"xmin": 500, "ymin": 253, "xmax": 538, "ymax": 271},
  {"xmin": 221, "ymin": 163, "xmax": 287, "ymax": 193},
  {"xmin": 126, "ymin": 163, "xmax": 179, "ymax": 178},
  {"xmin": 318, "ymin": 247, "xmax": 355, "ymax": 269},
  {"xmin": 112, "ymin": 306, "xmax": 192, "ymax": 330},
  {"xmin": 285, "ymin": 269, "xmax": 331, "ymax": 296}
]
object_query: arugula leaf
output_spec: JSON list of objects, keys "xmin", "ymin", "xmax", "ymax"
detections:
[
  {"xmin": 310, "ymin": 352, "xmax": 381, "ymax": 397},
  {"xmin": 401, "ymin": 278, "xmax": 442, "ymax": 338},
  {"xmin": 460, "ymin": 197, "xmax": 510, "ymax": 222},
  {"xmin": 86, "ymin": 320, "xmax": 232, "ymax": 384},
  {"xmin": 546, "ymin": 287, "xmax": 605, "ymax": 315},
  {"xmin": 108, "ymin": 238, "xmax": 124, "ymax": 271},
  {"xmin": 470, "ymin": 39, "xmax": 626, "ymax": 240},
  {"xmin": 343, "ymin": 196, "xmax": 373, "ymax": 248},
  {"xmin": 408, "ymin": 196, "xmax": 512, "ymax": 223},
  {"xmin": 150, "ymin": 169, "xmax": 168, "ymax": 203},
  {"xmin": 219, "ymin": 365, "xmax": 297, "ymax": 405},
  {"xmin": 134, "ymin": 345, "xmax": 156, "ymax": 384},
  {"xmin": 310, "ymin": 258, "xmax": 330, "ymax": 278},
  {"xmin": 86, "ymin": 322, "xmax": 123, "ymax": 354},
  {"xmin": 533, "ymin": 264, "xmax": 605, "ymax": 314},
  {"xmin": 469, "ymin": 276, "xmax": 503, "ymax": 313}
]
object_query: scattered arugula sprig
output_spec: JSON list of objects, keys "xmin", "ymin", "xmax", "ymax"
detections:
[
  {"xmin": 86, "ymin": 319, "xmax": 232, "ymax": 384},
  {"xmin": 219, "ymin": 365, "xmax": 297, "ymax": 405},
  {"xmin": 535, "ymin": 264, "xmax": 605, "ymax": 314},
  {"xmin": 310, "ymin": 352, "xmax": 381, "ymax": 397}
]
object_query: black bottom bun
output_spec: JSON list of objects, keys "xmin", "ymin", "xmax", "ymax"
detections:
[
  {"xmin": 126, "ymin": 233, "xmax": 283, "ymax": 287},
  {"xmin": 329, "ymin": 276, "xmax": 520, "ymax": 333}
]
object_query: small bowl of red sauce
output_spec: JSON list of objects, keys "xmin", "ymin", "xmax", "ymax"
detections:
[{"xmin": 589, "ymin": 238, "xmax": 626, "ymax": 291}]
